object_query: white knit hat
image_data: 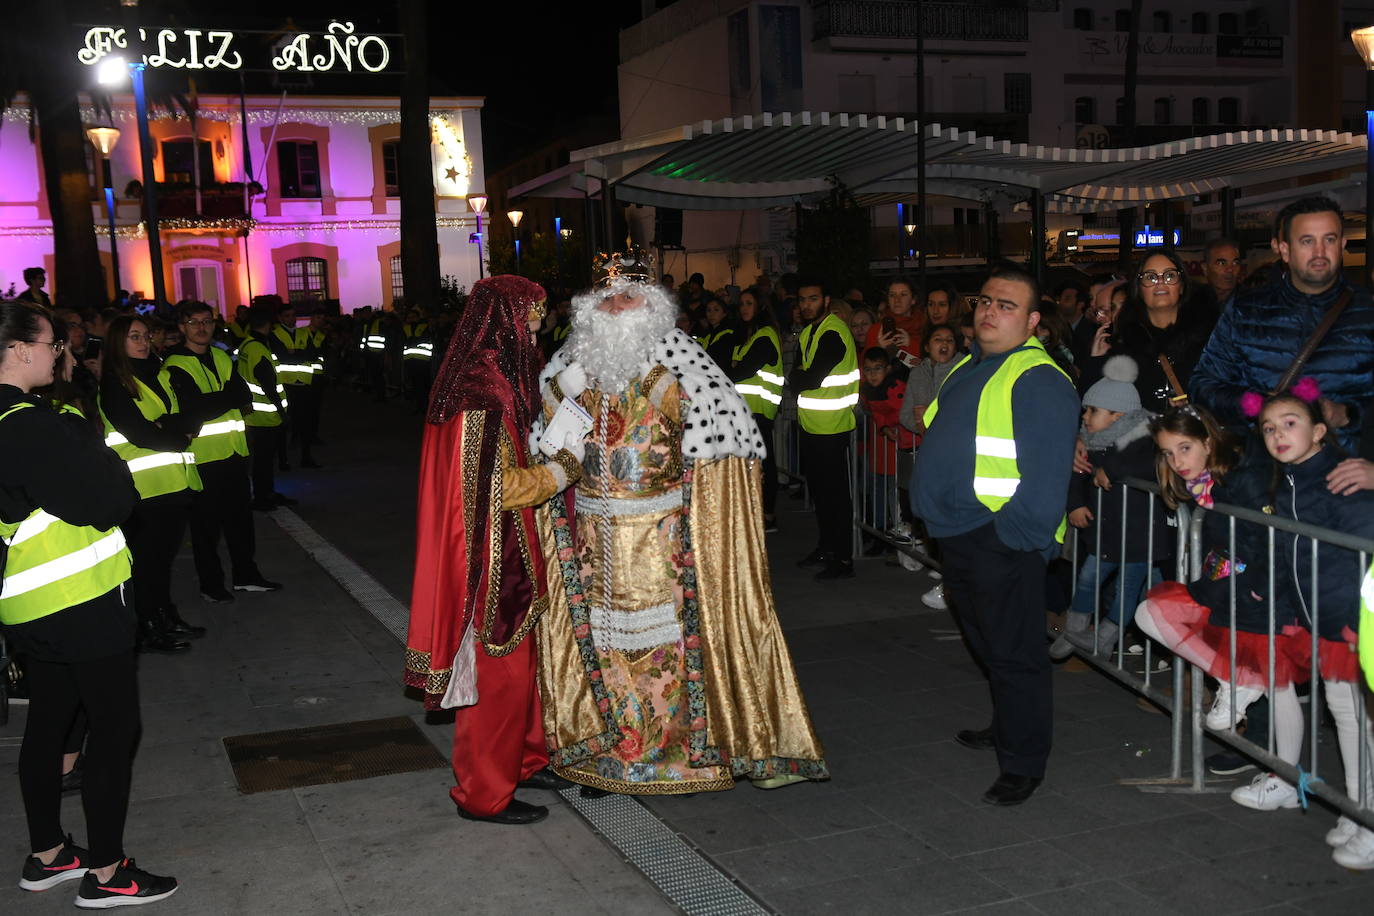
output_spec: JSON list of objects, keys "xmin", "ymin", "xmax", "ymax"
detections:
[{"xmin": 1082, "ymin": 355, "xmax": 1141, "ymax": 413}]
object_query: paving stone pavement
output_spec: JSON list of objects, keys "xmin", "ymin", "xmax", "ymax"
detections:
[{"xmin": 3, "ymin": 389, "xmax": 1369, "ymax": 914}]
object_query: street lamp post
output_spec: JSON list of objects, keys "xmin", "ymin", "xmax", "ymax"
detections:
[
  {"xmin": 508, "ymin": 209, "xmax": 524, "ymax": 272},
  {"xmin": 468, "ymin": 194, "xmax": 487, "ymax": 280},
  {"xmin": 86, "ymin": 126, "xmax": 122, "ymax": 302},
  {"xmin": 1352, "ymin": 27, "xmax": 1374, "ymax": 287},
  {"xmin": 97, "ymin": 55, "xmax": 166, "ymax": 306}
]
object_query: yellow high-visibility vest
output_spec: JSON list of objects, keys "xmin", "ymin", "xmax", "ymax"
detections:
[
  {"xmin": 796, "ymin": 313, "xmax": 858, "ymax": 434},
  {"xmin": 731, "ymin": 326, "xmax": 783, "ymax": 420},
  {"xmin": 236, "ymin": 338, "xmax": 285, "ymax": 428},
  {"xmin": 158, "ymin": 349, "xmax": 248, "ymax": 465},
  {"xmin": 925, "ymin": 335, "xmax": 1071, "ymax": 543},
  {"xmin": 99, "ymin": 377, "xmax": 202, "ymax": 500}
]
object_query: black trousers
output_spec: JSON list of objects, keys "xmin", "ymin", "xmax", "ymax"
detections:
[
  {"xmin": 799, "ymin": 429, "xmax": 853, "ymax": 561},
  {"xmin": 286, "ymin": 385, "xmax": 320, "ymax": 459},
  {"xmin": 190, "ymin": 455, "xmax": 259, "ymax": 591},
  {"xmin": 19, "ymin": 649, "xmax": 140, "ymax": 868},
  {"xmin": 245, "ymin": 425, "xmax": 281, "ymax": 503},
  {"xmin": 939, "ymin": 521, "xmax": 1053, "ymax": 778},
  {"xmin": 404, "ymin": 360, "xmax": 431, "ymax": 412},
  {"xmin": 754, "ymin": 415, "xmax": 777, "ymax": 517},
  {"xmin": 125, "ymin": 492, "xmax": 191, "ymax": 622}
]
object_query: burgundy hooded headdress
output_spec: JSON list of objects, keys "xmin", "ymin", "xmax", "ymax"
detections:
[{"xmin": 427, "ymin": 275, "xmax": 547, "ymax": 431}]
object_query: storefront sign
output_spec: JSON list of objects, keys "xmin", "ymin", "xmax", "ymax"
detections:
[
  {"xmin": 1081, "ymin": 31, "xmax": 1214, "ymax": 67},
  {"xmin": 76, "ymin": 21, "xmax": 394, "ymax": 74},
  {"xmin": 1217, "ymin": 35, "xmax": 1283, "ymax": 65},
  {"xmin": 1134, "ymin": 225, "xmax": 1181, "ymax": 248}
]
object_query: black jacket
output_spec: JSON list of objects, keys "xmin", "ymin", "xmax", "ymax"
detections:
[
  {"xmin": 1271, "ymin": 447, "xmax": 1374, "ymax": 640},
  {"xmin": 1188, "ymin": 462, "xmax": 1277, "ymax": 633},
  {"xmin": 1080, "ymin": 298, "xmax": 1219, "ymax": 412}
]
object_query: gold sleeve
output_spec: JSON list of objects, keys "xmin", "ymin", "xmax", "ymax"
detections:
[{"xmin": 499, "ymin": 433, "xmax": 581, "ymax": 510}]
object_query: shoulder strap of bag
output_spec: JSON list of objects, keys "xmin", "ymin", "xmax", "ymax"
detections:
[
  {"xmin": 1271, "ymin": 287, "xmax": 1354, "ymax": 395},
  {"xmin": 1157, "ymin": 355, "xmax": 1188, "ymax": 406}
]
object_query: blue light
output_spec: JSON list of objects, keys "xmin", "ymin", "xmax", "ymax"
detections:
[{"xmin": 1133, "ymin": 224, "xmax": 1181, "ymax": 248}]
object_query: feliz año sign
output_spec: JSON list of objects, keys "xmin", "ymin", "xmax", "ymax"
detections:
[{"xmin": 76, "ymin": 21, "xmax": 395, "ymax": 74}]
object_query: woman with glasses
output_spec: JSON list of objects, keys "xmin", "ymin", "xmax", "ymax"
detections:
[
  {"xmin": 99, "ymin": 316, "xmax": 205, "ymax": 653},
  {"xmin": 1079, "ymin": 250, "xmax": 1220, "ymax": 412},
  {"xmin": 0, "ymin": 301, "xmax": 179, "ymax": 907}
]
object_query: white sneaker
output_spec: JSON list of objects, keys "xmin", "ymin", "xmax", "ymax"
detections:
[
  {"xmin": 1326, "ymin": 816, "xmax": 1360, "ymax": 848},
  {"xmin": 1206, "ymin": 683, "xmax": 1265, "ymax": 731},
  {"xmin": 1333, "ymin": 826, "xmax": 1374, "ymax": 870},
  {"xmin": 1230, "ymin": 772, "xmax": 1300, "ymax": 811},
  {"xmin": 921, "ymin": 583, "xmax": 947, "ymax": 610}
]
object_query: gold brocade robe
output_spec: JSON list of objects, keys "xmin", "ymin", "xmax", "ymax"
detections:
[{"xmin": 536, "ymin": 369, "xmax": 828, "ymax": 792}]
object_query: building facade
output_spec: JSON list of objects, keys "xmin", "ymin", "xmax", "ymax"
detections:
[{"xmin": 0, "ymin": 94, "xmax": 486, "ymax": 313}]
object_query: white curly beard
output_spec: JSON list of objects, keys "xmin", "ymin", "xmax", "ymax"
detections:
[{"xmin": 566, "ymin": 280, "xmax": 678, "ymax": 393}]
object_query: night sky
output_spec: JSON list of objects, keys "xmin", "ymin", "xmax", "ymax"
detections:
[{"xmin": 63, "ymin": 0, "xmax": 644, "ymax": 169}]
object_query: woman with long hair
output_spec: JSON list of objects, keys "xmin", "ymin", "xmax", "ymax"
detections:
[
  {"xmin": 1, "ymin": 301, "xmax": 179, "ymax": 907},
  {"xmin": 1080, "ymin": 249, "xmax": 1219, "ymax": 411},
  {"xmin": 99, "ymin": 316, "xmax": 205, "ymax": 653}
]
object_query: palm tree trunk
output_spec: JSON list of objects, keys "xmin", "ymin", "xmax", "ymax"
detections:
[{"xmin": 399, "ymin": 0, "xmax": 440, "ymax": 309}]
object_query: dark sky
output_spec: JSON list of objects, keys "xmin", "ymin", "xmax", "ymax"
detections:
[{"xmin": 74, "ymin": 0, "xmax": 645, "ymax": 169}]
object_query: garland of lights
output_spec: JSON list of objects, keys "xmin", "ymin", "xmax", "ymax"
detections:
[
  {"xmin": 3, "ymin": 105, "xmax": 471, "ymax": 127},
  {"xmin": 2, "ymin": 216, "xmax": 477, "ymax": 239}
]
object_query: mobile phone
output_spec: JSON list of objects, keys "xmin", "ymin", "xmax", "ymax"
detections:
[
  {"xmin": 882, "ymin": 316, "xmax": 896, "ymax": 333},
  {"xmin": 85, "ymin": 338, "xmax": 102, "ymax": 360}
]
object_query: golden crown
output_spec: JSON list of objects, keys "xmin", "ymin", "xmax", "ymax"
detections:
[{"xmin": 593, "ymin": 246, "xmax": 656, "ymax": 288}]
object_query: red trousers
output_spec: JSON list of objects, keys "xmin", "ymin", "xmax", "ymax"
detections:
[{"xmin": 449, "ymin": 636, "xmax": 548, "ymax": 816}]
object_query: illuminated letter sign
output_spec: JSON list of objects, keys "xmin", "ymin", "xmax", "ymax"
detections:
[
  {"xmin": 76, "ymin": 22, "xmax": 390, "ymax": 74},
  {"xmin": 1133, "ymin": 225, "xmax": 1181, "ymax": 248}
]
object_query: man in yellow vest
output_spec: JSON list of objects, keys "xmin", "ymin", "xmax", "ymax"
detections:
[
  {"xmin": 291, "ymin": 310, "xmax": 327, "ymax": 467},
  {"xmin": 401, "ymin": 307, "xmax": 433, "ymax": 415},
  {"xmin": 161, "ymin": 301, "xmax": 282, "ymax": 600},
  {"xmin": 788, "ymin": 277, "xmax": 859, "ymax": 580},
  {"xmin": 270, "ymin": 303, "xmax": 309, "ymax": 472},
  {"xmin": 912, "ymin": 267, "xmax": 1079, "ymax": 806},
  {"xmin": 238, "ymin": 305, "xmax": 291, "ymax": 511}
]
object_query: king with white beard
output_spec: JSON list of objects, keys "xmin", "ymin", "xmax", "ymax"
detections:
[{"xmin": 532, "ymin": 251, "xmax": 829, "ymax": 796}]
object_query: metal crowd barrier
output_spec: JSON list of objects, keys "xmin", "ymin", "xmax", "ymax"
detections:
[{"xmin": 829, "ymin": 411, "xmax": 1374, "ymax": 829}]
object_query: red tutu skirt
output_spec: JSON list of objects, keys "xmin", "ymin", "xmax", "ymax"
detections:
[
  {"xmin": 1288, "ymin": 624, "xmax": 1362, "ymax": 683},
  {"xmin": 1138, "ymin": 581, "xmax": 1310, "ymax": 689}
]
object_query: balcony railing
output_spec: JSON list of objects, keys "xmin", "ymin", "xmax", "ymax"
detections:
[
  {"xmin": 814, "ymin": 0, "xmax": 1030, "ymax": 43},
  {"xmin": 150, "ymin": 183, "xmax": 251, "ymax": 220}
]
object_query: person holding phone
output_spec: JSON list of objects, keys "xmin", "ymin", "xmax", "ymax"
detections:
[{"xmin": 864, "ymin": 277, "xmax": 926, "ymax": 378}]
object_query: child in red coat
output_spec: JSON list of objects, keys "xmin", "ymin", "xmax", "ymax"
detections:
[{"xmin": 859, "ymin": 348, "xmax": 916, "ymax": 553}]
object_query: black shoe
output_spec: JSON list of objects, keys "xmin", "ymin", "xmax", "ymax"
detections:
[
  {"xmin": 955, "ymin": 727, "xmax": 995, "ymax": 751},
  {"xmin": 138, "ymin": 621, "xmax": 190, "ymax": 654},
  {"xmin": 162, "ymin": 606, "xmax": 206, "ymax": 639},
  {"xmin": 19, "ymin": 835, "xmax": 89, "ymax": 892},
  {"xmin": 797, "ymin": 548, "xmax": 828, "ymax": 568},
  {"xmin": 61, "ymin": 754, "xmax": 84, "ymax": 796},
  {"xmin": 272, "ymin": 492, "xmax": 299, "ymax": 507},
  {"xmin": 815, "ymin": 560, "xmax": 855, "ymax": 580},
  {"xmin": 1206, "ymin": 751, "xmax": 1258, "ymax": 777},
  {"xmin": 75, "ymin": 857, "xmax": 178, "ymax": 908},
  {"xmin": 579, "ymin": 786, "xmax": 613, "ymax": 799},
  {"xmin": 455, "ymin": 798, "xmax": 548, "ymax": 825},
  {"xmin": 200, "ymin": 587, "xmax": 234, "ymax": 604},
  {"xmin": 518, "ymin": 768, "xmax": 575, "ymax": 792},
  {"xmin": 233, "ymin": 577, "xmax": 283, "ymax": 593},
  {"xmin": 982, "ymin": 773, "xmax": 1043, "ymax": 806}
]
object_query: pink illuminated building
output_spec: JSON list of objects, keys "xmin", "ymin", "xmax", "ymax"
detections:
[{"xmin": 0, "ymin": 94, "xmax": 486, "ymax": 313}]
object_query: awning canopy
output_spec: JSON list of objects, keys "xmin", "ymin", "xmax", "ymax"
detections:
[{"xmin": 511, "ymin": 111, "xmax": 1366, "ymax": 213}]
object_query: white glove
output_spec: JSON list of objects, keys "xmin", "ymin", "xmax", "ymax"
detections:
[
  {"xmin": 560, "ymin": 431, "xmax": 586, "ymax": 463},
  {"xmin": 558, "ymin": 363, "xmax": 587, "ymax": 399}
]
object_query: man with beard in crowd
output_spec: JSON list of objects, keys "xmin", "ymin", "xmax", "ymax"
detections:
[
  {"xmin": 404, "ymin": 276, "xmax": 585, "ymax": 826},
  {"xmin": 533, "ymin": 249, "xmax": 828, "ymax": 797}
]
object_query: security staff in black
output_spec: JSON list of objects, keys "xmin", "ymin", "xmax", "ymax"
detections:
[
  {"xmin": 237, "ymin": 304, "xmax": 291, "ymax": 511},
  {"xmin": 292, "ymin": 310, "xmax": 327, "ymax": 467},
  {"xmin": 788, "ymin": 279, "xmax": 859, "ymax": 581},
  {"xmin": 160, "ymin": 301, "xmax": 281, "ymax": 601},
  {"xmin": 0, "ymin": 300, "xmax": 181, "ymax": 907},
  {"xmin": 912, "ymin": 268, "xmax": 1080, "ymax": 807}
]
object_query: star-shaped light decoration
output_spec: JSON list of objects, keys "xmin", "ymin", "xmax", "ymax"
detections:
[{"xmin": 445, "ymin": 166, "xmax": 459, "ymax": 182}]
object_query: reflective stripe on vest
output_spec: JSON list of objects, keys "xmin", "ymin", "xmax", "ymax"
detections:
[
  {"xmin": 731, "ymin": 326, "xmax": 783, "ymax": 419},
  {"xmin": 360, "ymin": 319, "xmax": 386, "ymax": 351},
  {"xmin": 100, "ymin": 377, "xmax": 202, "ymax": 500},
  {"xmin": 796, "ymin": 313, "xmax": 858, "ymax": 434},
  {"xmin": 158, "ymin": 350, "xmax": 249, "ymax": 465},
  {"xmin": 237, "ymin": 340, "xmax": 284, "ymax": 428},
  {"xmin": 0, "ymin": 404, "xmax": 133, "ymax": 625},
  {"xmin": 272, "ymin": 326, "xmax": 311, "ymax": 385},
  {"xmin": 924, "ymin": 336, "xmax": 1071, "ymax": 543},
  {"xmin": 1360, "ymin": 562, "xmax": 1374, "ymax": 692}
]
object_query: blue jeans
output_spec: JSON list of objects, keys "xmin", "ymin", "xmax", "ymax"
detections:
[
  {"xmin": 1071, "ymin": 559, "xmax": 1158, "ymax": 625},
  {"xmin": 862, "ymin": 469, "xmax": 897, "ymax": 530}
]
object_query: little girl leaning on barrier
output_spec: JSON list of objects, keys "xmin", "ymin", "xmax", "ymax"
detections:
[
  {"xmin": 1228, "ymin": 387, "xmax": 1374, "ymax": 869},
  {"xmin": 1133, "ymin": 403, "xmax": 1291, "ymax": 736}
]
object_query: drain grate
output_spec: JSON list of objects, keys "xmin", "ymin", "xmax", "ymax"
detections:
[{"xmin": 223, "ymin": 715, "xmax": 447, "ymax": 794}]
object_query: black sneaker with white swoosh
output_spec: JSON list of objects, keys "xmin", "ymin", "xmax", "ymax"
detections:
[{"xmin": 74, "ymin": 858, "xmax": 178, "ymax": 909}]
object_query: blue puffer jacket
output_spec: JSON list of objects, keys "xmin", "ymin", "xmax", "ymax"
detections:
[
  {"xmin": 1189, "ymin": 276, "xmax": 1374, "ymax": 452},
  {"xmin": 1271, "ymin": 446, "xmax": 1374, "ymax": 641}
]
